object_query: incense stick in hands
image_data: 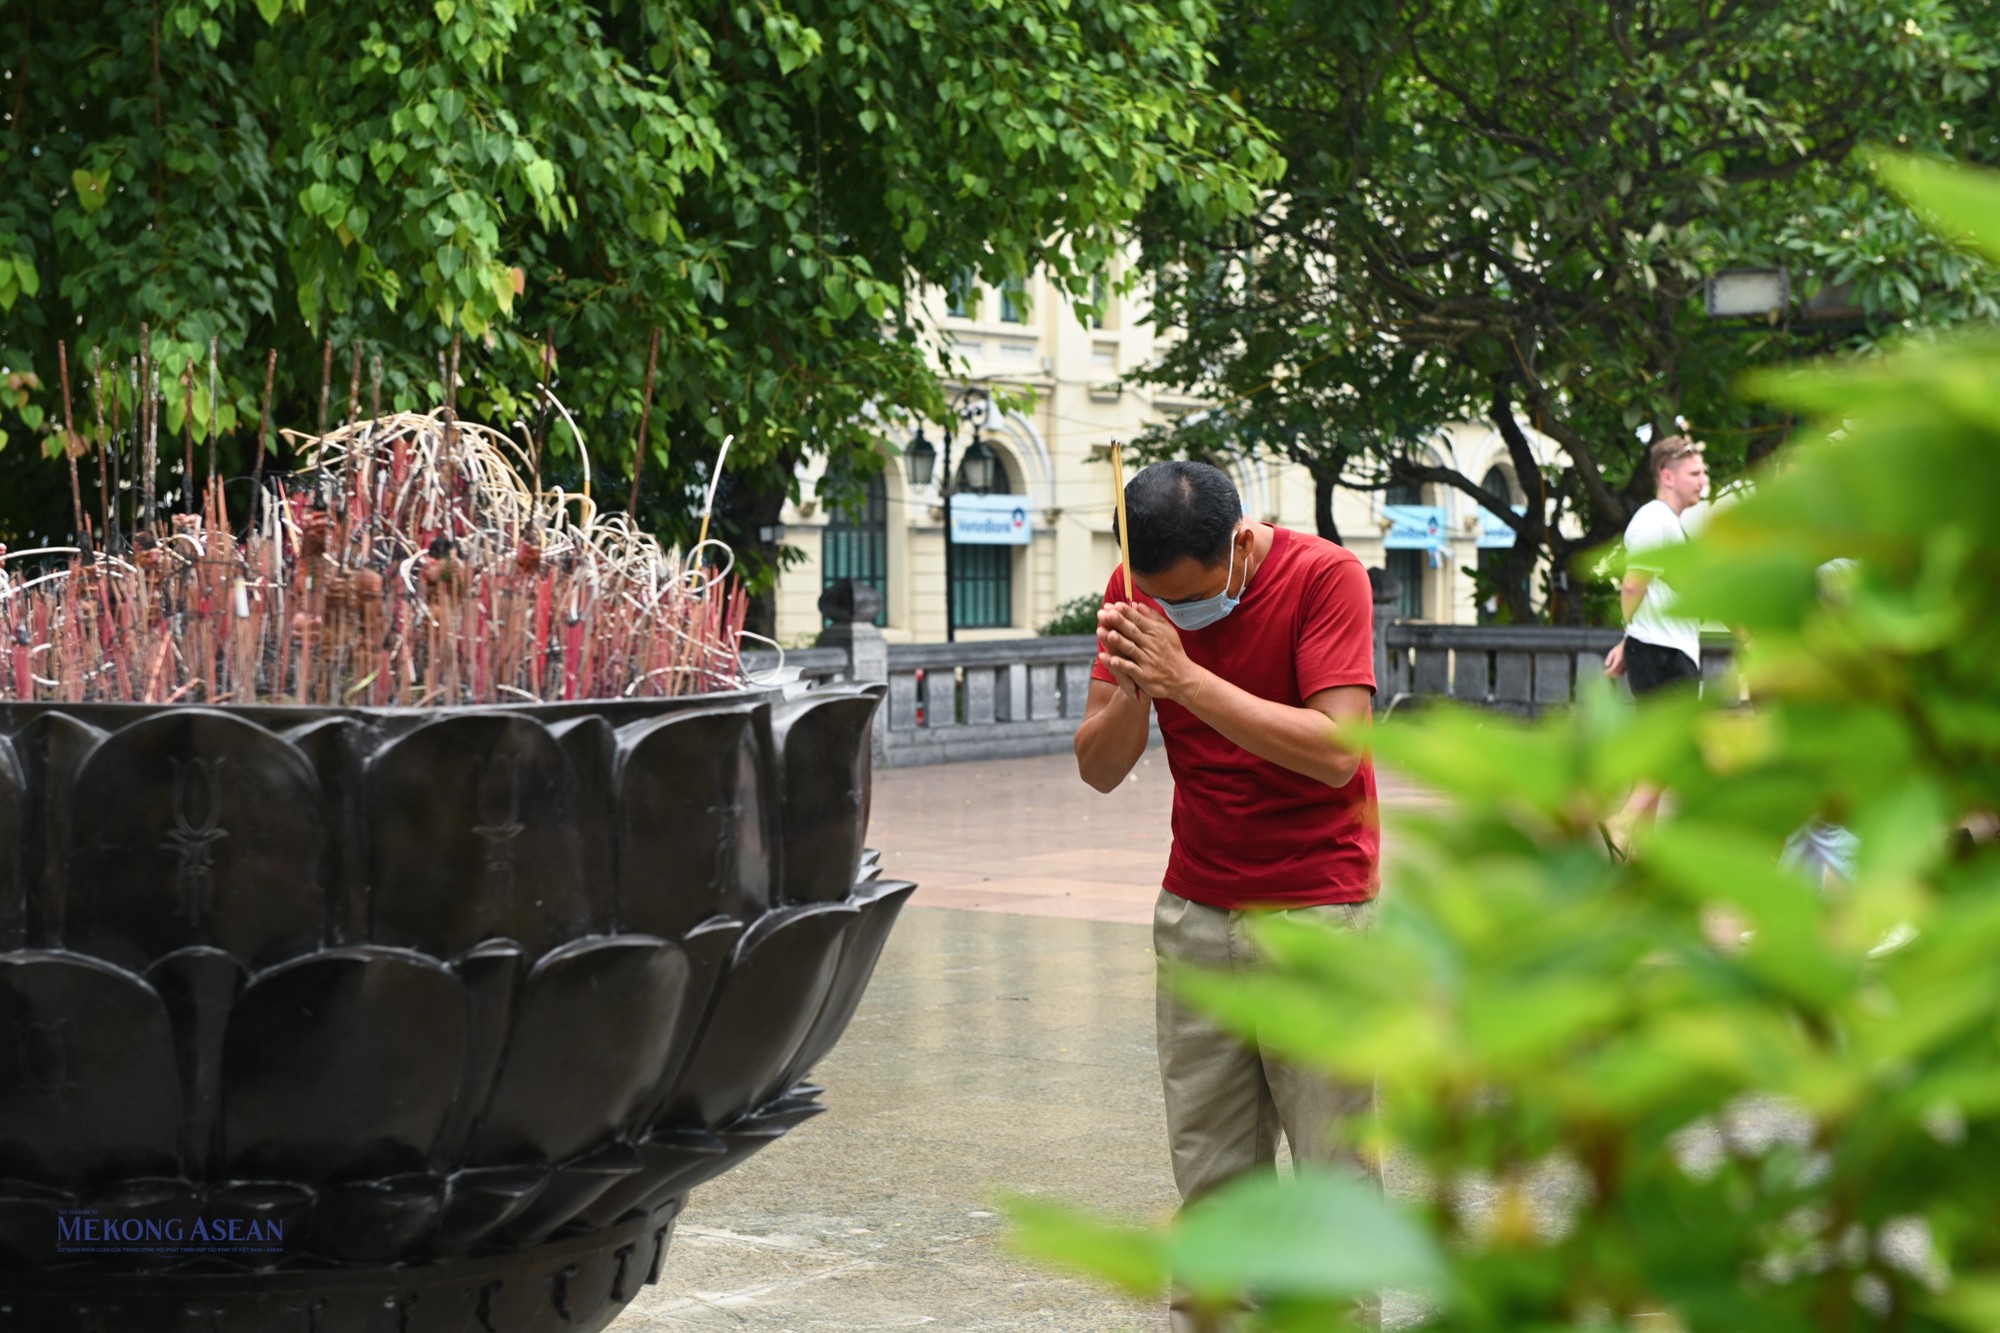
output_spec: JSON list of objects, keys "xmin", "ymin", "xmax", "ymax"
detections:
[
  {"xmin": 1103, "ymin": 438, "xmax": 1144, "ymax": 699},
  {"xmin": 1109, "ymin": 438, "xmax": 1135, "ymax": 602}
]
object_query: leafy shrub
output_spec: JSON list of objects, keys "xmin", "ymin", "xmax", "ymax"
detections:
[
  {"xmin": 1041, "ymin": 591, "xmax": 1102, "ymax": 636},
  {"xmin": 1013, "ymin": 154, "xmax": 2000, "ymax": 1332}
]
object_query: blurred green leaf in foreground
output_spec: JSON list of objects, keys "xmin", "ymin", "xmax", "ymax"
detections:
[{"xmin": 1012, "ymin": 154, "xmax": 2000, "ymax": 1332}]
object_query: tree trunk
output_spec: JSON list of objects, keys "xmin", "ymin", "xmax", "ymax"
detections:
[
  {"xmin": 1487, "ymin": 382, "xmax": 1545, "ymax": 625},
  {"xmin": 1313, "ymin": 465, "xmax": 1342, "ymax": 545}
]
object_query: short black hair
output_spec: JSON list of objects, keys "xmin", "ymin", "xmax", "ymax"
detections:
[{"xmin": 1117, "ymin": 460, "xmax": 1242, "ymax": 573}]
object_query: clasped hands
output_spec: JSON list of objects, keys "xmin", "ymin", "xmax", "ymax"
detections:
[{"xmin": 1097, "ymin": 601, "xmax": 1205, "ymax": 704}]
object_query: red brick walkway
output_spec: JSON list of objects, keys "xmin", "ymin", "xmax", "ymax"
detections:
[{"xmin": 871, "ymin": 749, "xmax": 1443, "ymax": 924}]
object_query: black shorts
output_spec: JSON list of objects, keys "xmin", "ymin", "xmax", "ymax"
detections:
[{"xmin": 1626, "ymin": 638, "xmax": 1700, "ymax": 696}]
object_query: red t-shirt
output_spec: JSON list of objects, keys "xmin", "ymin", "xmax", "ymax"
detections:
[{"xmin": 1091, "ymin": 527, "xmax": 1379, "ymax": 909}]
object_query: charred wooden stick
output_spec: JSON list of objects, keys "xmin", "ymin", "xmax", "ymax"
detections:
[
  {"xmin": 91, "ymin": 346, "xmax": 110, "ymax": 540},
  {"xmin": 254, "ymin": 348, "xmax": 277, "ymax": 522},
  {"xmin": 533, "ymin": 331, "xmax": 555, "ymax": 497},
  {"xmin": 317, "ymin": 337, "xmax": 334, "ymax": 445},
  {"xmin": 206, "ymin": 335, "xmax": 219, "ymax": 488},
  {"xmin": 182, "ymin": 362, "xmax": 198, "ymax": 514},
  {"xmin": 143, "ymin": 347, "xmax": 161, "ymax": 533},
  {"xmin": 138, "ymin": 324, "xmax": 154, "ymax": 532},
  {"xmin": 57, "ymin": 340, "xmax": 83, "ymax": 538},
  {"xmin": 628, "ymin": 327, "xmax": 661, "ymax": 521}
]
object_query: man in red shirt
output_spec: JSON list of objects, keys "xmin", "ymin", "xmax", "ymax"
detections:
[{"xmin": 1075, "ymin": 460, "xmax": 1378, "ymax": 1326}]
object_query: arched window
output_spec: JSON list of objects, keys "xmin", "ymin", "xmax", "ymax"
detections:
[
  {"xmin": 1383, "ymin": 475, "xmax": 1428, "ymax": 620},
  {"xmin": 952, "ymin": 442, "xmax": 1013, "ymax": 629},
  {"xmin": 822, "ymin": 473, "xmax": 888, "ymax": 627},
  {"xmin": 999, "ymin": 274, "xmax": 1030, "ymax": 324},
  {"xmin": 1476, "ymin": 465, "xmax": 1527, "ymax": 625}
]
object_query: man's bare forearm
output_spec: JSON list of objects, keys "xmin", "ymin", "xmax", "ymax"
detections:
[
  {"xmin": 1075, "ymin": 681, "xmax": 1150, "ymax": 792},
  {"xmin": 1175, "ymin": 671, "xmax": 1366, "ymax": 789}
]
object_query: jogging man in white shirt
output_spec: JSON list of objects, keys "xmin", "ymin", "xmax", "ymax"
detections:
[
  {"xmin": 1602, "ymin": 435, "xmax": 1708, "ymax": 850},
  {"xmin": 1605, "ymin": 434, "xmax": 1707, "ymax": 691}
]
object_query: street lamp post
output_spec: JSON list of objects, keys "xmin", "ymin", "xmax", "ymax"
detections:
[
  {"xmin": 941, "ymin": 421, "xmax": 957, "ymax": 643},
  {"xmin": 907, "ymin": 386, "xmax": 990, "ymax": 643}
]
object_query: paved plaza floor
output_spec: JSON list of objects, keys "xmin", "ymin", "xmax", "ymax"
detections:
[{"xmin": 623, "ymin": 751, "xmax": 1436, "ymax": 1331}]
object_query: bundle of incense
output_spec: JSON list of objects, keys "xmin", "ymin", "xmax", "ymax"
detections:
[{"xmin": 0, "ymin": 409, "xmax": 748, "ymax": 707}]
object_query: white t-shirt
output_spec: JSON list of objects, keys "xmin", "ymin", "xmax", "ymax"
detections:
[{"xmin": 1623, "ymin": 499, "xmax": 1700, "ymax": 665}]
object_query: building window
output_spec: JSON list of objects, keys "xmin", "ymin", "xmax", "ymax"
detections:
[
  {"xmin": 1089, "ymin": 272, "xmax": 1110, "ymax": 329},
  {"xmin": 946, "ymin": 270, "xmax": 978, "ymax": 319},
  {"xmin": 822, "ymin": 473, "xmax": 888, "ymax": 627},
  {"xmin": 951, "ymin": 441, "xmax": 1012, "ymax": 629},
  {"xmin": 1476, "ymin": 466, "xmax": 1527, "ymax": 625},
  {"xmin": 952, "ymin": 544, "xmax": 1013, "ymax": 629},
  {"xmin": 1476, "ymin": 548, "xmax": 1520, "ymax": 625},
  {"xmin": 998, "ymin": 273, "xmax": 1029, "ymax": 324},
  {"xmin": 1383, "ymin": 475, "xmax": 1428, "ymax": 618},
  {"xmin": 1386, "ymin": 549, "xmax": 1425, "ymax": 619}
]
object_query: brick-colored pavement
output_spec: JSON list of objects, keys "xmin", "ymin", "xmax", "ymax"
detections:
[
  {"xmin": 875, "ymin": 748, "xmax": 1443, "ymax": 924},
  {"xmin": 623, "ymin": 747, "xmax": 1446, "ymax": 1331}
]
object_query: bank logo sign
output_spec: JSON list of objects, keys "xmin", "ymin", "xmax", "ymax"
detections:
[
  {"xmin": 1382, "ymin": 503, "xmax": 1448, "ymax": 551},
  {"xmin": 57, "ymin": 1207, "xmax": 286, "ymax": 1257},
  {"xmin": 950, "ymin": 493, "xmax": 1033, "ymax": 546}
]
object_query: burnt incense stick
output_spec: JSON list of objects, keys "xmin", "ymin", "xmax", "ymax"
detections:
[
  {"xmin": 628, "ymin": 327, "xmax": 661, "ymax": 521},
  {"xmin": 254, "ymin": 348, "xmax": 276, "ymax": 521},
  {"xmin": 91, "ymin": 347, "xmax": 110, "ymax": 539},
  {"xmin": 119, "ymin": 357, "xmax": 135, "ymax": 544},
  {"xmin": 182, "ymin": 362, "xmax": 197, "ymax": 514},
  {"xmin": 317, "ymin": 337, "xmax": 334, "ymax": 443},
  {"xmin": 137, "ymin": 326, "xmax": 153, "ymax": 533},
  {"xmin": 346, "ymin": 344, "xmax": 363, "ymax": 427},
  {"xmin": 143, "ymin": 351, "xmax": 160, "ymax": 533},
  {"xmin": 206, "ymin": 336, "xmax": 219, "ymax": 487},
  {"xmin": 533, "ymin": 332, "xmax": 555, "ymax": 502},
  {"xmin": 57, "ymin": 340, "xmax": 83, "ymax": 538}
]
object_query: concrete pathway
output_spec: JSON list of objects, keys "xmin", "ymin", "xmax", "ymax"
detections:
[{"xmin": 621, "ymin": 751, "xmax": 1437, "ymax": 1331}]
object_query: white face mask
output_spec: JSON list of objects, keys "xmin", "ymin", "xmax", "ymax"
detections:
[{"xmin": 1158, "ymin": 542, "xmax": 1243, "ymax": 631}]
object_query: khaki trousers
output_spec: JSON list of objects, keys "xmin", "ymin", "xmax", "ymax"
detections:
[{"xmin": 1155, "ymin": 889, "xmax": 1379, "ymax": 1331}]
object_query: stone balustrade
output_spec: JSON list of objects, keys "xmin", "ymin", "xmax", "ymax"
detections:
[
  {"xmin": 1373, "ymin": 597, "xmax": 1736, "ymax": 716},
  {"xmin": 742, "ymin": 635, "xmax": 1110, "ymax": 768},
  {"xmin": 738, "ymin": 583, "xmax": 1739, "ymax": 767}
]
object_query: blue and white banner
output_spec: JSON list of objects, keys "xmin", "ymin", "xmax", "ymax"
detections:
[
  {"xmin": 1382, "ymin": 504, "xmax": 1448, "ymax": 551},
  {"xmin": 1476, "ymin": 504, "xmax": 1526, "ymax": 549},
  {"xmin": 950, "ymin": 493, "xmax": 1033, "ymax": 546}
]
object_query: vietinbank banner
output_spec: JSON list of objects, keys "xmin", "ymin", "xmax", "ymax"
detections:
[
  {"xmin": 1476, "ymin": 503, "xmax": 1526, "ymax": 548},
  {"xmin": 950, "ymin": 494, "xmax": 1033, "ymax": 545},
  {"xmin": 1382, "ymin": 503, "xmax": 1448, "ymax": 551}
]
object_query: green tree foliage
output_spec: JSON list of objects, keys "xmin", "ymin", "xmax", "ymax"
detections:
[
  {"xmin": 1016, "ymin": 155, "xmax": 2000, "ymax": 1331},
  {"xmin": 0, "ymin": 0, "xmax": 1275, "ymax": 610},
  {"xmin": 1132, "ymin": 0, "xmax": 2000, "ymax": 622}
]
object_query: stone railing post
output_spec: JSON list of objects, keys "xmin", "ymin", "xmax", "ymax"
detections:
[
  {"xmin": 816, "ymin": 580, "xmax": 888, "ymax": 763},
  {"xmin": 1367, "ymin": 567, "xmax": 1401, "ymax": 715}
]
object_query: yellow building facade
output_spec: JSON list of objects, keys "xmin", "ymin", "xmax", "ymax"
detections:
[{"xmin": 772, "ymin": 271, "xmax": 1556, "ymax": 644}]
